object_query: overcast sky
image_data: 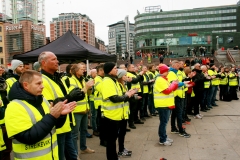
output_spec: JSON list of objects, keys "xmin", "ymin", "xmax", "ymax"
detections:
[{"xmin": 41, "ymin": 0, "xmax": 240, "ymax": 44}]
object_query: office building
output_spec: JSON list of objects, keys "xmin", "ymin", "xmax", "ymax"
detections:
[
  {"xmin": 134, "ymin": 4, "xmax": 240, "ymax": 56},
  {"xmin": 1, "ymin": 0, "xmax": 45, "ymax": 65},
  {"xmin": 50, "ymin": 13, "xmax": 95, "ymax": 46},
  {"xmin": 108, "ymin": 16, "xmax": 135, "ymax": 58},
  {"xmin": 95, "ymin": 37, "xmax": 106, "ymax": 52}
]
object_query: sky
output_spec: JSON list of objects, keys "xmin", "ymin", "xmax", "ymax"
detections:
[{"xmin": 15, "ymin": 0, "xmax": 240, "ymax": 45}]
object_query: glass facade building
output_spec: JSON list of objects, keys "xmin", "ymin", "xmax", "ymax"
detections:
[
  {"xmin": 108, "ymin": 16, "xmax": 135, "ymax": 58},
  {"xmin": 134, "ymin": 4, "xmax": 240, "ymax": 56}
]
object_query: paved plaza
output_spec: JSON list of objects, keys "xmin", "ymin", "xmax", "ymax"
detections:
[{"xmin": 81, "ymin": 96, "xmax": 240, "ymax": 160}]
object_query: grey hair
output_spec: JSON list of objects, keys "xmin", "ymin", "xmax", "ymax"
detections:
[
  {"xmin": 38, "ymin": 51, "xmax": 49, "ymax": 66},
  {"xmin": 201, "ymin": 65, "xmax": 207, "ymax": 70}
]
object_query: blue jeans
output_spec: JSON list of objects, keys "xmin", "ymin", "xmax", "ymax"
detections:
[
  {"xmin": 148, "ymin": 94, "xmax": 155, "ymax": 114},
  {"xmin": 90, "ymin": 101, "xmax": 97, "ymax": 131},
  {"xmin": 57, "ymin": 131, "xmax": 77, "ymax": 160},
  {"xmin": 171, "ymin": 96, "xmax": 184, "ymax": 133},
  {"xmin": 211, "ymin": 85, "xmax": 218, "ymax": 105},
  {"xmin": 157, "ymin": 108, "xmax": 170, "ymax": 143},
  {"xmin": 207, "ymin": 87, "xmax": 213, "ymax": 107},
  {"xmin": 72, "ymin": 113, "xmax": 88, "ymax": 152}
]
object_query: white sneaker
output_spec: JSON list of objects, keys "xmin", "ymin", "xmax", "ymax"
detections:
[
  {"xmin": 199, "ymin": 114, "xmax": 204, "ymax": 117},
  {"xmin": 159, "ymin": 141, "xmax": 172, "ymax": 146},
  {"xmin": 194, "ymin": 114, "xmax": 202, "ymax": 119},
  {"xmin": 166, "ymin": 137, "xmax": 174, "ymax": 143}
]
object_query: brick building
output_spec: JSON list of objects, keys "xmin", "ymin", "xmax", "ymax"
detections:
[
  {"xmin": 50, "ymin": 13, "xmax": 95, "ymax": 46},
  {"xmin": 95, "ymin": 37, "xmax": 106, "ymax": 52}
]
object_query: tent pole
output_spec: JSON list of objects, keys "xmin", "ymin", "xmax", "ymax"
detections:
[{"xmin": 86, "ymin": 60, "xmax": 89, "ymax": 75}]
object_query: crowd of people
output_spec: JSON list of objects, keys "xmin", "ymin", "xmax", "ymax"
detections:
[{"xmin": 0, "ymin": 51, "xmax": 239, "ymax": 160}]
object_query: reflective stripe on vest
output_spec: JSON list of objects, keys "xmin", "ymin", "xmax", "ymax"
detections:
[
  {"xmin": 11, "ymin": 99, "xmax": 57, "ymax": 159},
  {"xmin": 154, "ymin": 95, "xmax": 175, "ymax": 99},
  {"xmin": 42, "ymin": 76, "xmax": 58, "ymax": 99}
]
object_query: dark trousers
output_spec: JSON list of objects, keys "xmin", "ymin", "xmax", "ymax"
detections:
[
  {"xmin": 140, "ymin": 93, "xmax": 148, "ymax": 118},
  {"xmin": 229, "ymin": 86, "xmax": 238, "ymax": 99},
  {"xmin": 128, "ymin": 99, "xmax": 137, "ymax": 126},
  {"xmin": 118, "ymin": 120, "xmax": 127, "ymax": 152},
  {"xmin": 171, "ymin": 96, "xmax": 184, "ymax": 133},
  {"xmin": 0, "ymin": 126, "xmax": 12, "ymax": 160},
  {"xmin": 182, "ymin": 92, "xmax": 187, "ymax": 120},
  {"xmin": 104, "ymin": 118, "xmax": 120, "ymax": 160},
  {"xmin": 186, "ymin": 93, "xmax": 192, "ymax": 114},
  {"xmin": 98, "ymin": 106, "xmax": 107, "ymax": 142},
  {"xmin": 219, "ymin": 85, "xmax": 228, "ymax": 100},
  {"xmin": 193, "ymin": 90, "xmax": 203, "ymax": 115},
  {"xmin": 135, "ymin": 92, "xmax": 143, "ymax": 121},
  {"xmin": 148, "ymin": 93, "xmax": 155, "ymax": 114},
  {"xmin": 201, "ymin": 89, "xmax": 209, "ymax": 109}
]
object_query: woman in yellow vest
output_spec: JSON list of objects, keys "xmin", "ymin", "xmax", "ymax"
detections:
[
  {"xmin": 219, "ymin": 67, "xmax": 229, "ymax": 101},
  {"xmin": 101, "ymin": 63, "xmax": 135, "ymax": 160},
  {"xmin": 229, "ymin": 68, "xmax": 239, "ymax": 100},
  {"xmin": 69, "ymin": 64, "xmax": 95, "ymax": 156},
  {"xmin": 154, "ymin": 64, "xmax": 178, "ymax": 146},
  {"xmin": 5, "ymin": 70, "xmax": 76, "ymax": 160},
  {"xmin": 117, "ymin": 69, "xmax": 133, "ymax": 157}
]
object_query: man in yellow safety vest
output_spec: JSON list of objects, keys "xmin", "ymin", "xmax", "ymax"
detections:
[{"xmin": 5, "ymin": 70, "xmax": 76, "ymax": 160}]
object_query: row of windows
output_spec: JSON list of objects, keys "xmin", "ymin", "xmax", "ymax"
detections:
[
  {"xmin": 136, "ymin": 16, "xmax": 236, "ymax": 27},
  {"xmin": 212, "ymin": 29, "xmax": 237, "ymax": 33},
  {"xmin": 136, "ymin": 23, "xmax": 237, "ymax": 33},
  {"xmin": 135, "ymin": 9, "xmax": 236, "ymax": 22}
]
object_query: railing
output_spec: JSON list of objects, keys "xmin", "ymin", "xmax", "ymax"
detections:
[{"xmin": 226, "ymin": 49, "xmax": 236, "ymax": 63}]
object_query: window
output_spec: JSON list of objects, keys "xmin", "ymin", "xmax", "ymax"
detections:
[
  {"xmin": 0, "ymin": 27, "xmax": 2, "ymax": 32},
  {"xmin": 0, "ymin": 47, "xmax": 2, "ymax": 52},
  {"xmin": 0, "ymin": 36, "xmax": 2, "ymax": 42},
  {"xmin": 0, "ymin": 58, "xmax": 3, "ymax": 64}
]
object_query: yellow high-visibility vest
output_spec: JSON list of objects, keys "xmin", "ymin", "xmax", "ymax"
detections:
[
  {"xmin": 208, "ymin": 70, "xmax": 219, "ymax": 86},
  {"xmin": 5, "ymin": 98, "xmax": 58, "ymax": 160},
  {"xmin": 6, "ymin": 77, "xmax": 17, "ymax": 94},
  {"xmin": 126, "ymin": 72, "xmax": 141, "ymax": 92},
  {"xmin": 69, "ymin": 75, "xmax": 89, "ymax": 113},
  {"xmin": 118, "ymin": 82, "xmax": 130, "ymax": 120},
  {"xmin": 94, "ymin": 76, "xmax": 103, "ymax": 109},
  {"xmin": 101, "ymin": 77, "xmax": 124, "ymax": 121},
  {"xmin": 229, "ymin": 72, "xmax": 238, "ymax": 86},
  {"xmin": 42, "ymin": 74, "xmax": 72, "ymax": 134},
  {"xmin": 220, "ymin": 73, "xmax": 228, "ymax": 85},
  {"xmin": 142, "ymin": 74, "xmax": 149, "ymax": 94},
  {"xmin": 167, "ymin": 71, "xmax": 185, "ymax": 98},
  {"xmin": 153, "ymin": 76, "xmax": 174, "ymax": 108}
]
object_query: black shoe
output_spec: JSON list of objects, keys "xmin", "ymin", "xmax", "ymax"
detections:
[
  {"xmin": 129, "ymin": 125, "xmax": 136, "ymax": 129},
  {"xmin": 185, "ymin": 117, "xmax": 191, "ymax": 122},
  {"xmin": 200, "ymin": 109, "xmax": 207, "ymax": 112},
  {"xmin": 126, "ymin": 128, "xmax": 131, "ymax": 132},
  {"xmin": 140, "ymin": 117, "xmax": 146, "ymax": 121},
  {"xmin": 205, "ymin": 107, "xmax": 210, "ymax": 110},
  {"xmin": 179, "ymin": 131, "xmax": 191, "ymax": 138},
  {"xmin": 88, "ymin": 125, "xmax": 92, "ymax": 129},
  {"xmin": 171, "ymin": 128, "xmax": 179, "ymax": 134},
  {"xmin": 233, "ymin": 98, "xmax": 239, "ymax": 100},
  {"xmin": 151, "ymin": 113, "xmax": 157, "ymax": 116},
  {"xmin": 215, "ymin": 99, "xmax": 219, "ymax": 101},
  {"xmin": 100, "ymin": 140, "xmax": 107, "ymax": 147},
  {"xmin": 187, "ymin": 112, "xmax": 194, "ymax": 115},
  {"xmin": 144, "ymin": 115, "xmax": 151, "ymax": 118},
  {"xmin": 93, "ymin": 131, "xmax": 99, "ymax": 136},
  {"xmin": 212, "ymin": 104, "xmax": 218, "ymax": 106},
  {"xmin": 134, "ymin": 120, "xmax": 144, "ymax": 124},
  {"xmin": 118, "ymin": 151, "xmax": 132, "ymax": 157}
]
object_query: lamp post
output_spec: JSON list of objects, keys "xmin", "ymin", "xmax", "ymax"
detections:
[{"xmin": 216, "ymin": 36, "xmax": 219, "ymax": 50}]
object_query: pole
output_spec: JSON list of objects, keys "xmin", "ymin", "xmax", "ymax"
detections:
[{"xmin": 86, "ymin": 60, "xmax": 89, "ymax": 75}]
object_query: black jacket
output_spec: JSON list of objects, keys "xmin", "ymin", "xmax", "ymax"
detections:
[
  {"xmin": 105, "ymin": 74, "xmax": 130, "ymax": 103},
  {"xmin": 192, "ymin": 69, "xmax": 209, "ymax": 92},
  {"xmin": 126, "ymin": 71, "xmax": 143, "ymax": 91},
  {"xmin": 8, "ymin": 82, "xmax": 58, "ymax": 145}
]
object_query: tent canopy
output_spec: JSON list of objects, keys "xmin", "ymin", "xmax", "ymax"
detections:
[{"xmin": 13, "ymin": 30, "xmax": 116, "ymax": 63}]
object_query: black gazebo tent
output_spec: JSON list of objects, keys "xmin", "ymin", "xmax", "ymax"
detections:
[{"xmin": 13, "ymin": 30, "xmax": 116, "ymax": 63}]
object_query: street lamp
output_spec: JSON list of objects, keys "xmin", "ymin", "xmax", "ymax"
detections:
[{"xmin": 216, "ymin": 36, "xmax": 219, "ymax": 50}]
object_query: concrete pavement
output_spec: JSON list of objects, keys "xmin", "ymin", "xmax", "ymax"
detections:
[{"xmin": 81, "ymin": 98, "xmax": 240, "ymax": 160}]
